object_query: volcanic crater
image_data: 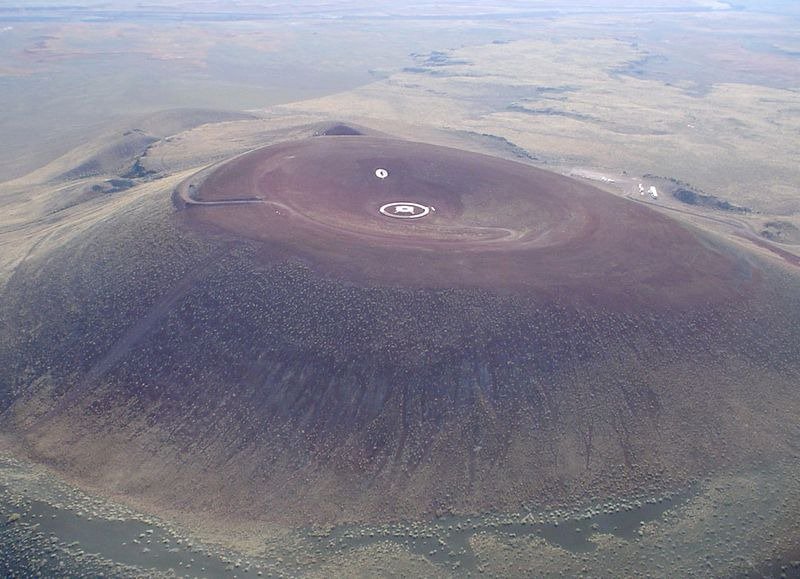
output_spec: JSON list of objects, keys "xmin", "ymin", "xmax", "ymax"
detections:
[
  {"xmin": 2, "ymin": 127, "xmax": 799, "ymax": 530},
  {"xmin": 176, "ymin": 133, "xmax": 752, "ymax": 308}
]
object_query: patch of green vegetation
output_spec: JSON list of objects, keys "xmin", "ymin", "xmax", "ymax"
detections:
[
  {"xmin": 122, "ymin": 159, "xmax": 156, "ymax": 179},
  {"xmin": 89, "ymin": 179, "xmax": 136, "ymax": 195},
  {"xmin": 507, "ymin": 104, "xmax": 592, "ymax": 122},
  {"xmin": 673, "ymin": 188, "xmax": 750, "ymax": 213},
  {"xmin": 644, "ymin": 174, "xmax": 750, "ymax": 213},
  {"xmin": 105, "ymin": 178, "xmax": 135, "ymax": 192},
  {"xmin": 760, "ymin": 220, "xmax": 800, "ymax": 244},
  {"xmin": 460, "ymin": 131, "xmax": 537, "ymax": 160}
]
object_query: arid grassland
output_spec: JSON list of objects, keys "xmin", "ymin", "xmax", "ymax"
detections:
[{"xmin": 1, "ymin": 2, "xmax": 800, "ymax": 577}]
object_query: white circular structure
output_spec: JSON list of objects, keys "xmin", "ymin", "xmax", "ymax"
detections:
[
  {"xmin": 375, "ymin": 168, "xmax": 389, "ymax": 179},
  {"xmin": 379, "ymin": 202, "xmax": 431, "ymax": 219}
]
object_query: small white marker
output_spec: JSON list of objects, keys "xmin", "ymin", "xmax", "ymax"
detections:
[
  {"xmin": 379, "ymin": 201, "xmax": 431, "ymax": 219},
  {"xmin": 375, "ymin": 168, "xmax": 389, "ymax": 179}
]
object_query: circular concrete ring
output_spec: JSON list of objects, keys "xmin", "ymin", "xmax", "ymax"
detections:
[{"xmin": 379, "ymin": 202, "xmax": 431, "ymax": 219}]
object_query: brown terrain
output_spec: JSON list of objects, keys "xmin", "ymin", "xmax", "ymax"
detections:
[
  {"xmin": 0, "ymin": 2, "xmax": 799, "ymax": 575},
  {"xmin": 2, "ymin": 127, "xmax": 799, "ymax": 535},
  {"xmin": 176, "ymin": 134, "xmax": 754, "ymax": 308}
]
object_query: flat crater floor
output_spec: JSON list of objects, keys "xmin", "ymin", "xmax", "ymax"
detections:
[{"xmin": 180, "ymin": 135, "xmax": 753, "ymax": 308}]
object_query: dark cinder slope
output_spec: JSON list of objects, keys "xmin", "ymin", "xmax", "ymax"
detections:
[{"xmin": 1, "ymin": 131, "xmax": 799, "ymax": 527}]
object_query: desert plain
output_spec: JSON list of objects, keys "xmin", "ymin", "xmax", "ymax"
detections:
[{"xmin": 1, "ymin": 2, "xmax": 800, "ymax": 577}]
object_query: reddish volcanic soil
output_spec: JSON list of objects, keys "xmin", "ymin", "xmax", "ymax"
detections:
[
  {"xmin": 178, "ymin": 135, "xmax": 754, "ymax": 309},
  {"xmin": 5, "ymin": 129, "xmax": 798, "ymax": 531}
]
